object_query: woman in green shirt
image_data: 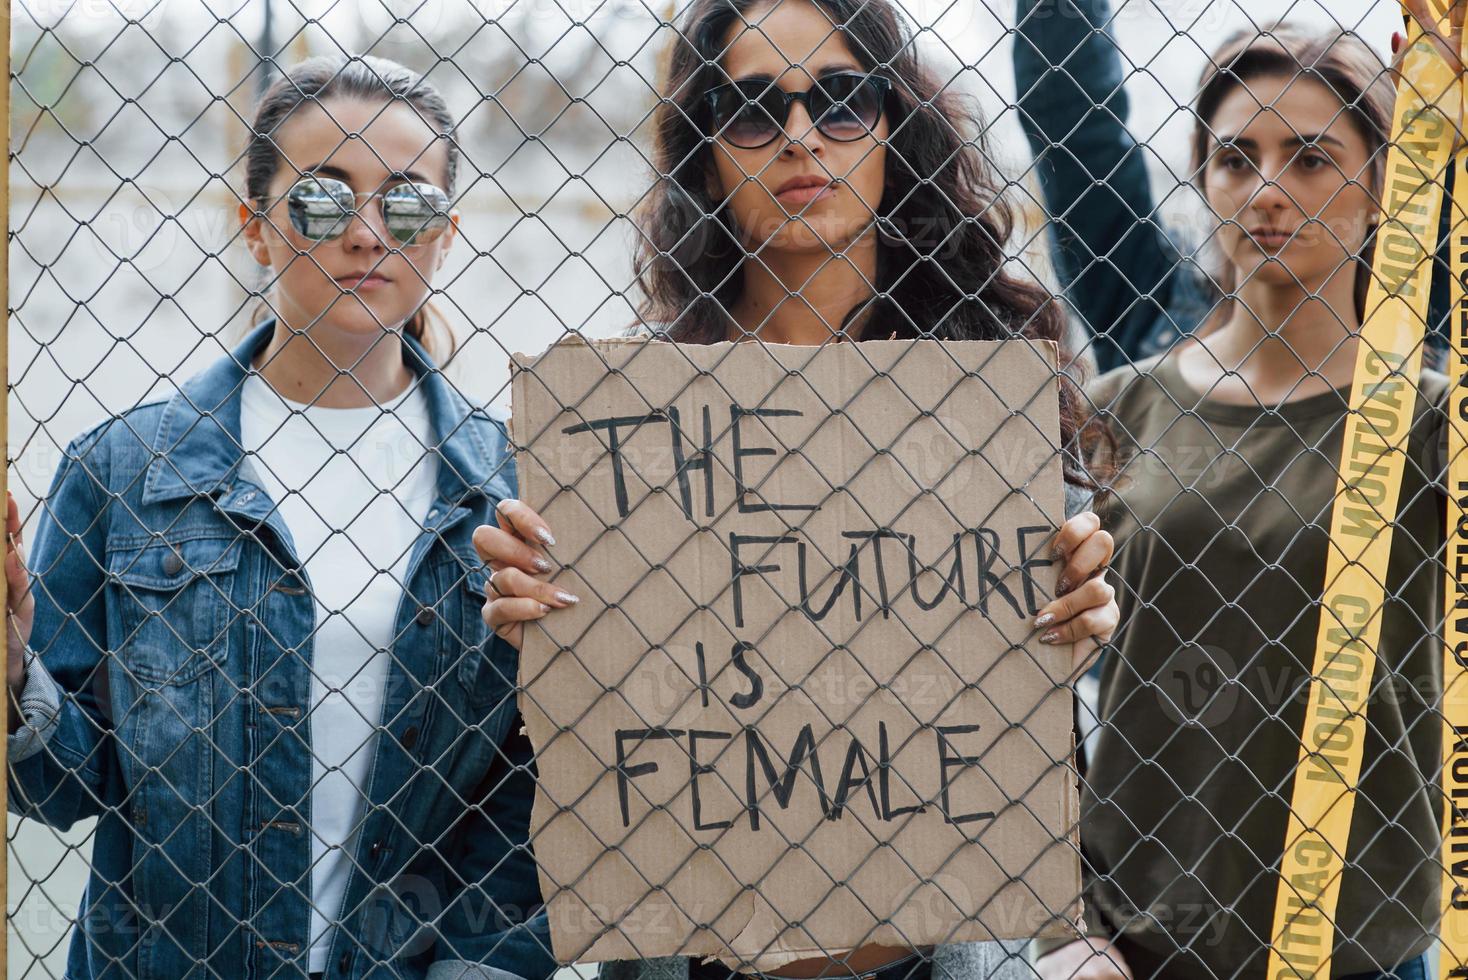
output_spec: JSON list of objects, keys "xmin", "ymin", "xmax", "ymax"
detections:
[{"xmin": 1016, "ymin": 0, "xmax": 1460, "ymax": 977}]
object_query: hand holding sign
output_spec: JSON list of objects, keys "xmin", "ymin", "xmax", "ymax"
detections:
[
  {"xmin": 474, "ymin": 498, "xmax": 576, "ymax": 651},
  {"xmin": 509, "ymin": 336, "xmax": 1089, "ymax": 968},
  {"xmin": 1036, "ymin": 512, "xmax": 1117, "ymax": 676},
  {"xmin": 476, "ymin": 500, "xmax": 1118, "ymax": 666}
]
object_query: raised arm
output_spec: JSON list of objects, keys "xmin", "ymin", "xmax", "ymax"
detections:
[{"xmin": 1014, "ymin": 0, "xmax": 1197, "ymax": 374}]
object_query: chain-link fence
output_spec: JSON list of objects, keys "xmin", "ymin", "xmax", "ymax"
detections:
[{"xmin": 4, "ymin": 0, "xmax": 1462, "ymax": 978}]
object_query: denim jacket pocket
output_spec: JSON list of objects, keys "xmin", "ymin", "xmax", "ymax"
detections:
[
  {"xmin": 457, "ymin": 564, "xmax": 511, "ymax": 708},
  {"xmin": 106, "ymin": 533, "xmax": 244, "ymax": 685}
]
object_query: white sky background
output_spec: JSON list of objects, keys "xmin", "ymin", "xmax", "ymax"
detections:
[
  {"xmin": 4, "ymin": 0, "xmax": 1417, "ymax": 976},
  {"xmin": 3, "ymin": 0, "xmax": 1410, "ymax": 453},
  {"xmin": 450, "ymin": 0, "xmax": 1409, "ymax": 404}
]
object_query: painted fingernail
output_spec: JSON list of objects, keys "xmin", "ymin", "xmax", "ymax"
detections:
[
  {"xmin": 1034, "ymin": 612, "xmax": 1056, "ymax": 629},
  {"xmin": 496, "ymin": 497, "xmax": 518, "ymax": 511},
  {"xmin": 1057, "ymin": 578, "xmax": 1072, "ymax": 595},
  {"xmin": 539, "ymin": 602, "xmax": 551, "ymax": 614},
  {"xmin": 555, "ymin": 591, "xmax": 580, "ymax": 604},
  {"xmin": 1040, "ymin": 631, "xmax": 1060, "ymax": 644},
  {"xmin": 1392, "ymin": 30, "xmax": 1403, "ymax": 54},
  {"xmin": 533, "ymin": 556, "xmax": 552, "ymax": 573},
  {"xmin": 536, "ymin": 527, "xmax": 557, "ymax": 547}
]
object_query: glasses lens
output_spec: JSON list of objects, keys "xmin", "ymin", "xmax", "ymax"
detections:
[
  {"xmin": 712, "ymin": 82, "xmax": 783, "ymax": 149},
  {"xmin": 382, "ymin": 183, "xmax": 451, "ymax": 245},
  {"xmin": 285, "ymin": 177, "xmax": 355, "ymax": 241},
  {"xmin": 813, "ymin": 75, "xmax": 882, "ymax": 141}
]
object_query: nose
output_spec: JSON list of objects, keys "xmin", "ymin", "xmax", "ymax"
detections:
[
  {"xmin": 1247, "ymin": 156, "xmax": 1296, "ymax": 212},
  {"xmin": 343, "ymin": 195, "xmax": 390, "ymax": 251},
  {"xmin": 780, "ymin": 97, "xmax": 825, "ymax": 156}
]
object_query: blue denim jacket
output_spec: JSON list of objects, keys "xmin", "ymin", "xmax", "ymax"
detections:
[{"xmin": 7, "ymin": 322, "xmax": 555, "ymax": 980}]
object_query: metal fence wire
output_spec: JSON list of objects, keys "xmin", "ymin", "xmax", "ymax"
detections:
[{"xmin": 5, "ymin": 0, "xmax": 1466, "ymax": 978}]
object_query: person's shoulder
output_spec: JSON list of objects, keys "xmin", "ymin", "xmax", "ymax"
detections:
[
  {"xmin": 67, "ymin": 397, "xmax": 172, "ymax": 468},
  {"xmin": 33, "ymin": 397, "xmax": 173, "ymax": 510},
  {"xmin": 1083, "ymin": 354, "xmax": 1167, "ymax": 409},
  {"xmin": 466, "ymin": 403, "xmax": 512, "ymax": 440},
  {"xmin": 455, "ymin": 403, "xmax": 513, "ymax": 471},
  {"xmin": 418, "ymin": 370, "xmax": 510, "ymax": 447},
  {"xmin": 411, "ymin": 376, "xmax": 515, "ymax": 496}
]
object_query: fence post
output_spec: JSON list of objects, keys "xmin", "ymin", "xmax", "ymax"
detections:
[{"xmin": 2, "ymin": 0, "xmax": 12, "ymax": 968}]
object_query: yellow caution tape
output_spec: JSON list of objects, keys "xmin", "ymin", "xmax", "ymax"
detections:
[
  {"xmin": 1442, "ymin": 10, "xmax": 1468, "ymax": 980},
  {"xmin": 1268, "ymin": 6, "xmax": 1460, "ymax": 978}
]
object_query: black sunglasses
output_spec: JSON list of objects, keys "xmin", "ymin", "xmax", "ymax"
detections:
[
  {"xmin": 704, "ymin": 72, "xmax": 892, "ymax": 149},
  {"xmin": 267, "ymin": 175, "xmax": 453, "ymax": 247}
]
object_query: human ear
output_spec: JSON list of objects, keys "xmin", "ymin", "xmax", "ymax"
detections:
[{"xmin": 239, "ymin": 202, "xmax": 271, "ymax": 267}]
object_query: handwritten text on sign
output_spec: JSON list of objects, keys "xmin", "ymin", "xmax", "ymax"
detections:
[{"xmin": 511, "ymin": 338, "xmax": 1080, "ymax": 969}]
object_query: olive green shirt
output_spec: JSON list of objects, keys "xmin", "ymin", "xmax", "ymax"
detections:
[{"xmin": 1068, "ymin": 355, "xmax": 1447, "ymax": 978}]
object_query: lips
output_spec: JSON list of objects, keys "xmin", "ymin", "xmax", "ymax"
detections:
[
  {"xmin": 1247, "ymin": 227, "xmax": 1294, "ymax": 246},
  {"xmin": 334, "ymin": 273, "xmax": 391, "ymax": 290},
  {"xmin": 774, "ymin": 175, "xmax": 834, "ymax": 205}
]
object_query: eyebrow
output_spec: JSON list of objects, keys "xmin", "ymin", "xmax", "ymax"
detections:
[
  {"xmin": 299, "ymin": 162, "xmax": 432, "ymax": 185},
  {"xmin": 1212, "ymin": 132, "xmax": 1347, "ymax": 151},
  {"xmin": 729, "ymin": 64, "xmax": 864, "ymax": 85}
]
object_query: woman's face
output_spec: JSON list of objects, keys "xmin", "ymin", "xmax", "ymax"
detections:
[
  {"xmin": 241, "ymin": 97, "xmax": 458, "ymax": 341},
  {"xmin": 1203, "ymin": 72, "xmax": 1376, "ymax": 296},
  {"xmin": 709, "ymin": 0, "xmax": 889, "ymax": 256}
]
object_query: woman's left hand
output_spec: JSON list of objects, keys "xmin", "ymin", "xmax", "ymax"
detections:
[{"xmin": 1034, "ymin": 511, "xmax": 1117, "ymax": 676}]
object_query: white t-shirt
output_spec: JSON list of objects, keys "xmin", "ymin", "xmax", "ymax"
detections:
[{"xmin": 240, "ymin": 373, "xmax": 439, "ymax": 973}]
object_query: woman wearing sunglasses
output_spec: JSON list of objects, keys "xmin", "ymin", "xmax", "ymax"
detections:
[
  {"xmin": 3, "ymin": 55, "xmax": 553, "ymax": 980},
  {"xmin": 475, "ymin": 0, "xmax": 1121, "ymax": 977}
]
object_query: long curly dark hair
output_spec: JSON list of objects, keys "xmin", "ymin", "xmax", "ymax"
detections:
[{"xmin": 633, "ymin": 0, "xmax": 1103, "ymax": 486}]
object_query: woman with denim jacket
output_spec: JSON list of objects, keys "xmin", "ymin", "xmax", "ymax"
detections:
[
  {"xmin": 473, "ymin": 0, "xmax": 1123, "ymax": 976},
  {"xmin": 2, "ymin": 55, "xmax": 553, "ymax": 980},
  {"xmin": 1015, "ymin": 1, "xmax": 1459, "ymax": 977}
]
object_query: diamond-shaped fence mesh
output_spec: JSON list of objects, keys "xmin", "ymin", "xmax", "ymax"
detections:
[{"xmin": 3, "ymin": 0, "xmax": 1465, "ymax": 978}]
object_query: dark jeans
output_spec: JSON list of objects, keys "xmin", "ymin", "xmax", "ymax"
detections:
[
  {"xmin": 1333, "ymin": 952, "xmax": 1428, "ymax": 980},
  {"xmin": 686, "ymin": 951, "xmax": 932, "ymax": 980}
]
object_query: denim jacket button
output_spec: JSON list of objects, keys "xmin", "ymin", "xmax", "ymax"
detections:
[
  {"xmin": 161, "ymin": 551, "xmax": 184, "ymax": 576},
  {"xmin": 414, "ymin": 607, "xmax": 434, "ymax": 627},
  {"xmin": 401, "ymin": 726, "xmax": 419, "ymax": 751}
]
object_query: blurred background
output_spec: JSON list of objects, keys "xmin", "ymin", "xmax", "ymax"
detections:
[{"xmin": 4, "ymin": 0, "xmax": 1407, "ymax": 974}]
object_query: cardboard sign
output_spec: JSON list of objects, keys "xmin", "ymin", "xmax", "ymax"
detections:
[{"xmin": 510, "ymin": 337, "xmax": 1080, "ymax": 969}]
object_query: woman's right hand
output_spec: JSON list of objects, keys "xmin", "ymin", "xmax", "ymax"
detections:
[
  {"xmin": 6, "ymin": 491, "xmax": 34, "ymax": 693},
  {"xmin": 1401, "ymin": 0, "xmax": 1466, "ymax": 75},
  {"xmin": 471, "ymin": 498, "xmax": 579, "ymax": 651},
  {"xmin": 1035, "ymin": 937, "xmax": 1133, "ymax": 980}
]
